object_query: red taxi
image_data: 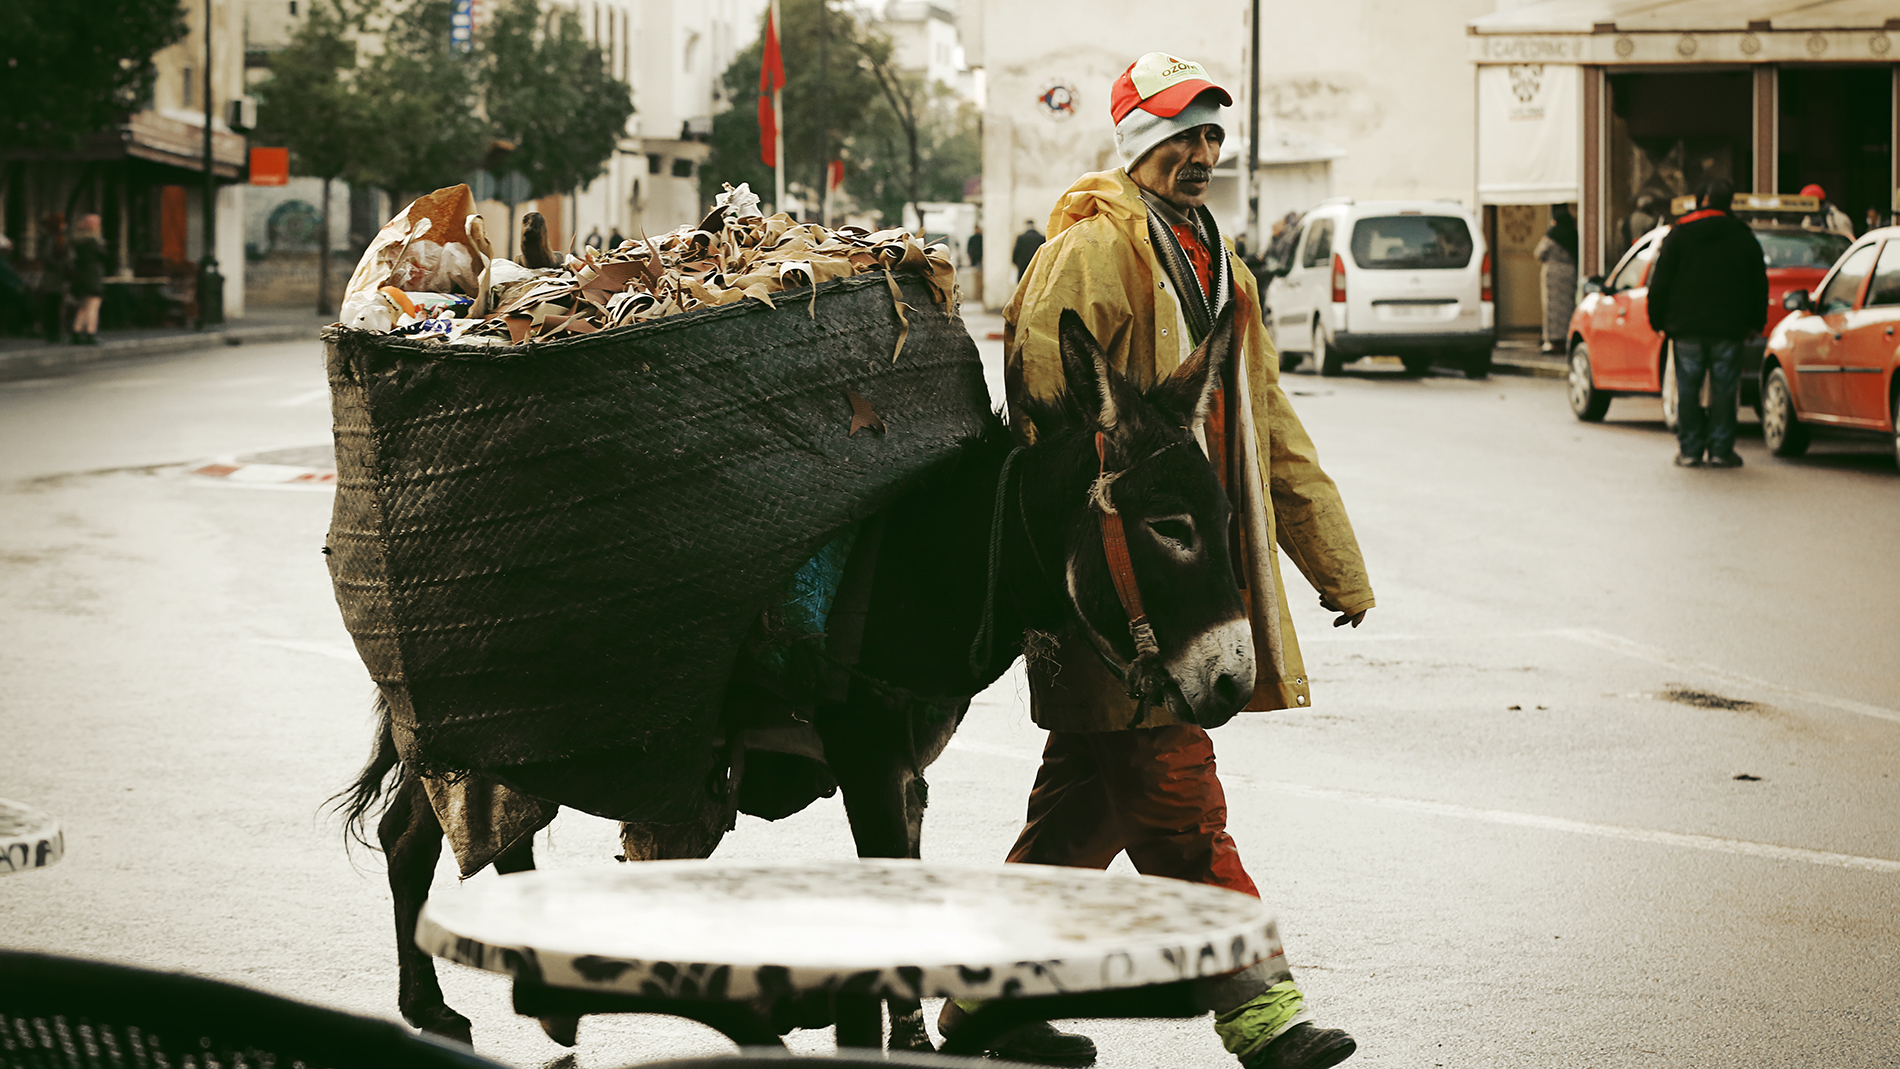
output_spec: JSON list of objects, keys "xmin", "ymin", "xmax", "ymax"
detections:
[
  {"xmin": 1564, "ymin": 195, "xmax": 1849, "ymax": 425},
  {"xmin": 1760, "ymin": 224, "xmax": 1900, "ymax": 468}
]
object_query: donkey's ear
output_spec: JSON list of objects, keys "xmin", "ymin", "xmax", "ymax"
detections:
[
  {"xmin": 1057, "ymin": 309, "xmax": 1136, "ymax": 431},
  {"xmin": 1149, "ymin": 301, "xmax": 1234, "ymax": 427}
]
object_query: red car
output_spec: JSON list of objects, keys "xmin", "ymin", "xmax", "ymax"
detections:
[
  {"xmin": 1760, "ymin": 225, "xmax": 1900, "ymax": 468},
  {"xmin": 1564, "ymin": 223, "xmax": 1849, "ymax": 424}
]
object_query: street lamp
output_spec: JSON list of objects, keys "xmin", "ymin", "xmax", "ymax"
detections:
[{"xmin": 198, "ymin": 0, "xmax": 224, "ymax": 328}]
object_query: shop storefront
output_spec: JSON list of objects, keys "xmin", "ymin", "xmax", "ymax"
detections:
[{"xmin": 1468, "ymin": 1, "xmax": 1898, "ymax": 334}]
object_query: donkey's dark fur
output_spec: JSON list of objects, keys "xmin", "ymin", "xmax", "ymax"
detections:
[{"xmin": 338, "ymin": 304, "xmax": 1251, "ymax": 1051}]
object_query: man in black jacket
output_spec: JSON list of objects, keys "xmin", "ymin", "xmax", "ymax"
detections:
[{"xmin": 1647, "ymin": 177, "xmax": 1768, "ymax": 468}]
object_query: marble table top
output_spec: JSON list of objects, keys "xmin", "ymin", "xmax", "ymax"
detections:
[
  {"xmin": 0, "ymin": 798, "xmax": 63, "ymax": 876},
  {"xmin": 417, "ymin": 859, "xmax": 1283, "ymax": 1003}
]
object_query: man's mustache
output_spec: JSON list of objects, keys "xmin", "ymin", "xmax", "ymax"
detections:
[{"xmin": 1177, "ymin": 167, "xmax": 1213, "ymax": 183}]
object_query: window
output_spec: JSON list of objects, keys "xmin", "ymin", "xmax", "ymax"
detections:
[
  {"xmin": 647, "ymin": 154, "xmax": 663, "ymax": 174},
  {"xmin": 1818, "ymin": 241, "xmax": 1878, "ymax": 314},
  {"xmin": 288, "ymin": 0, "xmax": 298, "ymax": 14},
  {"xmin": 183, "ymin": 67, "xmax": 194, "ymax": 107},
  {"xmin": 1300, "ymin": 218, "xmax": 1334, "ymax": 268},
  {"xmin": 1864, "ymin": 241, "xmax": 1900, "ymax": 308},
  {"xmin": 1757, "ymin": 229, "xmax": 1850, "ymax": 270},
  {"xmin": 671, "ymin": 158, "xmax": 694, "ymax": 178},
  {"xmin": 1608, "ymin": 238, "xmax": 1654, "ymax": 292},
  {"xmin": 1348, "ymin": 215, "xmax": 1473, "ymax": 270}
]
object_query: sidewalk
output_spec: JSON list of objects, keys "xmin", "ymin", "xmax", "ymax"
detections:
[{"xmin": 0, "ymin": 306, "xmax": 330, "ymax": 381}]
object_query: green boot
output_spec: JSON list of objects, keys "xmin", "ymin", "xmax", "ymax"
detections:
[{"xmin": 1215, "ymin": 982, "xmax": 1355, "ymax": 1069}]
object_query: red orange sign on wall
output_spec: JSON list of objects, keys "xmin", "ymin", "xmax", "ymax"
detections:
[{"xmin": 249, "ymin": 147, "xmax": 290, "ymax": 186}]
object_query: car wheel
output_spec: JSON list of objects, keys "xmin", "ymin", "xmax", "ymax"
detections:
[
  {"xmin": 1280, "ymin": 350, "xmax": 1302, "ymax": 373},
  {"xmin": 1463, "ymin": 346, "xmax": 1492, "ymax": 380},
  {"xmin": 1660, "ymin": 347, "xmax": 1680, "ymax": 432},
  {"xmin": 1400, "ymin": 354, "xmax": 1432, "ymax": 376},
  {"xmin": 1761, "ymin": 366, "xmax": 1810, "ymax": 457},
  {"xmin": 1568, "ymin": 342, "xmax": 1611, "ymax": 422},
  {"xmin": 1317, "ymin": 326, "xmax": 1346, "ymax": 377}
]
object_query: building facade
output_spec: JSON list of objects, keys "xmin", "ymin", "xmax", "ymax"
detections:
[{"xmin": 4, "ymin": 0, "xmax": 251, "ymax": 321}]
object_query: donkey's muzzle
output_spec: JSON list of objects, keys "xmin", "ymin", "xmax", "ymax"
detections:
[{"xmin": 1165, "ymin": 617, "xmax": 1255, "ymax": 727}]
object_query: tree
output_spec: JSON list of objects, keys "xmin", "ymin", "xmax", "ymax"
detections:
[
  {"xmin": 0, "ymin": 0, "xmax": 186, "ymax": 148},
  {"xmin": 481, "ymin": 0, "xmax": 634, "ymax": 202},
  {"xmin": 351, "ymin": 0, "xmax": 488, "ymax": 205},
  {"xmin": 845, "ymin": 83, "xmax": 979, "ymax": 232},
  {"xmin": 701, "ymin": 0, "xmax": 882, "ymax": 212},
  {"xmin": 252, "ymin": 0, "xmax": 370, "ymax": 315}
]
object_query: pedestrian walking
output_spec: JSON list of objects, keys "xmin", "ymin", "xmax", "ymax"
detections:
[
  {"xmin": 31, "ymin": 215, "xmax": 71, "ymax": 344},
  {"xmin": 608, "ymin": 227, "xmax": 626, "ymax": 250},
  {"xmin": 964, "ymin": 224, "xmax": 985, "ymax": 304},
  {"xmin": 941, "ymin": 50, "xmax": 1375, "ymax": 1069},
  {"xmin": 1534, "ymin": 204, "xmax": 1579, "ymax": 353},
  {"xmin": 583, "ymin": 226, "xmax": 604, "ymax": 251},
  {"xmin": 1646, "ymin": 177, "xmax": 1767, "ymax": 468},
  {"xmin": 1799, "ymin": 183, "xmax": 1856, "ymax": 240},
  {"xmin": 1010, "ymin": 219, "xmax": 1044, "ymax": 281},
  {"xmin": 69, "ymin": 214, "xmax": 108, "ymax": 346}
]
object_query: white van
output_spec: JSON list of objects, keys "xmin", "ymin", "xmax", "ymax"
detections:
[{"xmin": 1263, "ymin": 199, "xmax": 1496, "ymax": 378}]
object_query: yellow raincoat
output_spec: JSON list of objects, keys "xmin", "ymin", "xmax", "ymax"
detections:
[{"xmin": 1004, "ymin": 168, "xmax": 1374, "ymax": 730}]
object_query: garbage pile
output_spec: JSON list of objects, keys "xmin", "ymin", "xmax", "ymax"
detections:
[{"xmin": 337, "ymin": 182, "xmax": 958, "ymax": 346}]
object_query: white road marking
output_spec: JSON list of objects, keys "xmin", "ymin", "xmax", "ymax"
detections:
[
  {"xmin": 250, "ymin": 637, "xmax": 362, "ymax": 662},
  {"xmin": 1242, "ymin": 778, "xmax": 1900, "ymax": 875},
  {"xmin": 276, "ymin": 387, "xmax": 331, "ymax": 407},
  {"xmin": 944, "ymin": 738, "xmax": 1900, "ymax": 874},
  {"xmin": 1550, "ymin": 627, "xmax": 1900, "ymax": 725}
]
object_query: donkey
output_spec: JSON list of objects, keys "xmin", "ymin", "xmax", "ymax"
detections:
[{"xmin": 337, "ymin": 302, "xmax": 1255, "ymax": 1051}]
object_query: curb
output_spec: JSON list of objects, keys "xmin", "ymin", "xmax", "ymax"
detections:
[
  {"xmin": 1490, "ymin": 354, "xmax": 1569, "ymax": 380},
  {"xmin": 0, "ymin": 324, "xmax": 322, "ymax": 382}
]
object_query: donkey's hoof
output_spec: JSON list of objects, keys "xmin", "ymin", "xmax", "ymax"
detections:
[
  {"xmin": 889, "ymin": 1005, "xmax": 934, "ymax": 1052},
  {"xmin": 539, "ymin": 1015, "xmax": 581, "ymax": 1047},
  {"xmin": 413, "ymin": 1010, "xmax": 474, "ymax": 1049}
]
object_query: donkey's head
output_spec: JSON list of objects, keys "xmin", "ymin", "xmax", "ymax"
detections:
[{"xmin": 1017, "ymin": 306, "xmax": 1254, "ymax": 728}]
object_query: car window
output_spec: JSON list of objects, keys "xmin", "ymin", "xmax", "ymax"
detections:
[
  {"xmin": 1300, "ymin": 219, "xmax": 1334, "ymax": 268},
  {"xmin": 1864, "ymin": 241, "xmax": 1900, "ymax": 308},
  {"xmin": 1756, "ymin": 229, "xmax": 1852, "ymax": 269},
  {"xmin": 1818, "ymin": 242, "xmax": 1879, "ymax": 314},
  {"xmin": 1348, "ymin": 215, "xmax": 1473, "ymax": 270},
  {"xmin": 1608, "ymin": 237, "xmax": 1655, "ymax": 292}
]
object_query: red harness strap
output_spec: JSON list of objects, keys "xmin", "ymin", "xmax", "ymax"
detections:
[{"xmin": 1094, "ymin": 432, "xmax": 1160, "ymax": 664}]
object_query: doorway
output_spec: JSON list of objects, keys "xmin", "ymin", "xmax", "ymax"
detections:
[
  {"xmin": 1779, "ymin": 67, "xmax": 1893, "ymax": 232},
  {"xmin": 1606, "ymin": 70, "xmax": 1753, "ymax": 263}
]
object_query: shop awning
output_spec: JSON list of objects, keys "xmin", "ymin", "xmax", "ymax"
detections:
[
  {"xmin": 123, "ymin": 111, "xmax": 247, "ymax": 179},
  {"xmin": 1469, "ymin": 0, "xmax": 1899, "ymax": 65},
  {"xmin": 1477, "ymin": 64, "xmax": 1581, "ymax": 205}
]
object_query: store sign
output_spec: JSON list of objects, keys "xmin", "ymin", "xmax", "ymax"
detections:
[
  {"xmin": 249, "ymin": 146, "xmax": 290, "ymax": 186},
  {"xmin": 1477, "ymin": 35, "xmax": 1587, "ymax": 62},
  {"xmin": 1507, "ymin": 65, "xmax": 1545, "ymax": 121}
]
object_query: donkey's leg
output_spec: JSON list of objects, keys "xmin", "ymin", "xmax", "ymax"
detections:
[
  {"xmin": 490, "ymin": 836, "xmax": 582, "ymax": 1049},
  {"xmin": 817, "ymin": 697, "xmax": 936, "ymax": 1052},
  {"xmin": 379, "ymin": 773, "xmax": 472, "ymax": 1046}
]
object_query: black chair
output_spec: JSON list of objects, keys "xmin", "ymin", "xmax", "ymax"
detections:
[{"xmin": 0, "ymin": 950, "xmax": 507, "ymax": 1069}]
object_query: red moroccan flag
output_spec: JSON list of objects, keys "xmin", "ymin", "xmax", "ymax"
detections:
[{"xmin": 758, "ymin": 9, "xmax": 785, "ymax": 167}]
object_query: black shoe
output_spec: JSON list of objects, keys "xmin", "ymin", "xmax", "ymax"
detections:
[
  {"xmin": 938, "ymin": 1002, "xmax": 1096, "ymax": 1066},
  {"xmin": 1240, "ymin": 1023, "xmax": 1357, "ymax": 1069},
  {"xmin": 1707, "ymin": 453, "xmax": 1743, "ymax": 468}
]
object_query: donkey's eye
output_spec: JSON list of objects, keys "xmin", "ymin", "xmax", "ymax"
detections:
[{"xmin": 1148, "ymin": 517, "xmax": 1196, "ymax": 551}]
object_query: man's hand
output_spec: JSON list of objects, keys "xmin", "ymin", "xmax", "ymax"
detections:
[{"xmin": 1319, "ymin": 594, "xmax": 1368, "ymax": 629}]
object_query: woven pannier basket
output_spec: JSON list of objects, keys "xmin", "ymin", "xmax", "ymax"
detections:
[{"xmin": 324, "ymin": 273, "xmax": 989, "ymax": 821}]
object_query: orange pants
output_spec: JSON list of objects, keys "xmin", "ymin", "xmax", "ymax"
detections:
[{"xmin": 1006, "ymin": 725, "xmax": 1258, "ymax": 898}]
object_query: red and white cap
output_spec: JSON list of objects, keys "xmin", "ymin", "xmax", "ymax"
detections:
[{"xmin": 1110, "ymin": 53, "xmax": 1232, "ymax": 165}]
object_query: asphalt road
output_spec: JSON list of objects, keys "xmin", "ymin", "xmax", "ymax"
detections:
[{"xmin": 1, "ymin": 333, "xmax": 1896, "ymax": 1068}]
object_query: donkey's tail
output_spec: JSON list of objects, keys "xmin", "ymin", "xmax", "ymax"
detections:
[{"xmin": 329, "ymin": 691, "xmax": 403, "ymax": 849}]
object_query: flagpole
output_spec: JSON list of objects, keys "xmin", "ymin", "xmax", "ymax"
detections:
[{"xmin": 771, "ymin": 0, "xmax": 785, "ymax": 214}]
